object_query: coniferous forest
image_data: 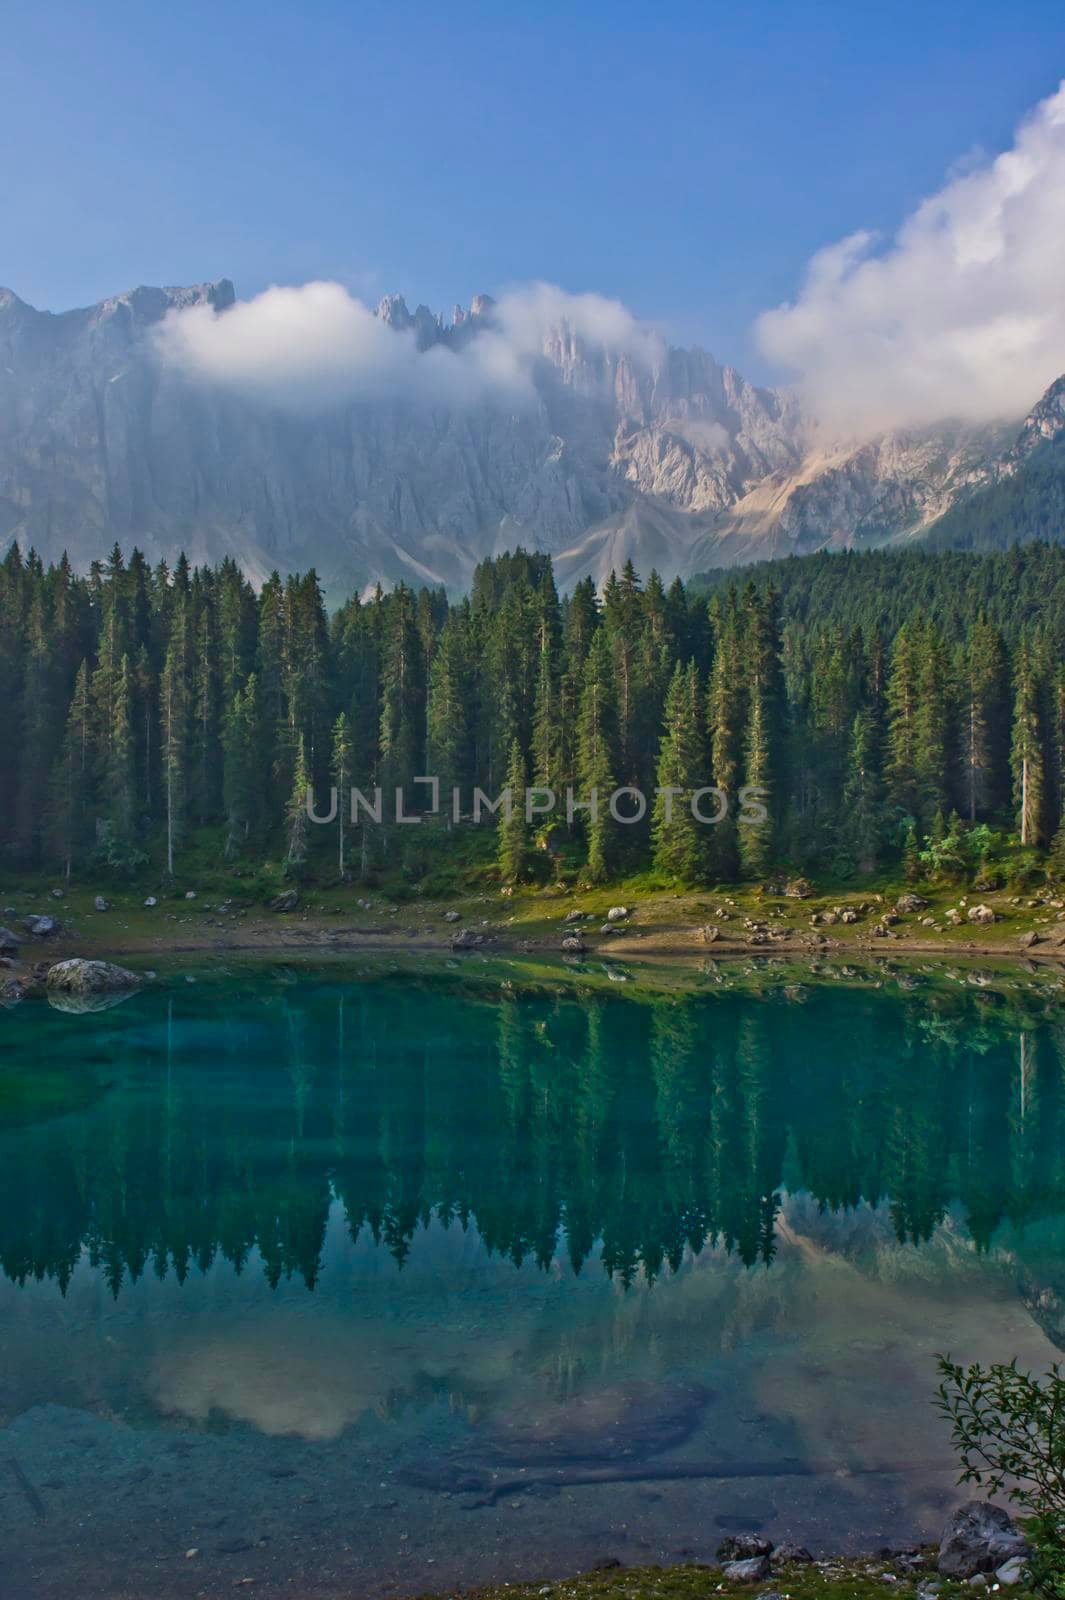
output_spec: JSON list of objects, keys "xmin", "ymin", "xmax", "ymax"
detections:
[{"xmin": 4, "ymin": 538, "xmax": 1065, "ymax": 890}]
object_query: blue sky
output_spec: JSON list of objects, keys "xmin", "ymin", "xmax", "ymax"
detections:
[{"xmin": 3, "ymin": 0, "xmax": 1065, "ymax": 373}]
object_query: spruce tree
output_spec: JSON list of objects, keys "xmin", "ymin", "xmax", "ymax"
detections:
[
  {"xmin": 283, "ymin": 734, "xmax": 312, "ymax": 878},
  {"xmin": 106, "ymin": 654, "xmax": 138, "ymax": 869},
  {"xmin": 1012, "ymin": 641, "xmax": 1048, "ymax": 846},
  {"xmin": 159, "ymin": 626, "xmax": 189, "ymax": 877},
  {"xmin": 48, "ymin": 660, "xmax": 94, "ymax": 879},
  {"xmin": 652, "ymin": 662, "xmax": 708, "ymax": 884},
  {"xmin": 498, "ymin": 739, "xmax": 531, "ymax": 883},
  {"xmin": 222, "ymin": 675, "xmax": 262, "ymax": 860},
  {"xmin": 837, "ymin": 709, "xmax": 882, "ymax": 873},
  {"xmin": 707, "ymin": 592, "xmax": 745, "ymax": 880},
  {"xmin": 425, "ymin": 615, "xmax": 469, "ymax": 806},
  {"xmin": 575, "ymin": 627, "xmax": 618, "ymax": 883},
  {"xmin": 331, "ymin": 711, "xmax": 354, "ymax": 876}
]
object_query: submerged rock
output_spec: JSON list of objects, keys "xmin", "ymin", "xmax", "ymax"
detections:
[
  {"xmin": 46, "ymin": 958, "xmax": 142, "ymax": 996},
  {"xmin": 24, "ymin": 914, "xmax": 60, "ymax": 937},
  {"xmin": 938, "ymin": 1502, "xmax": 1029, "ymax": 1578},
  {"xmin": 0, "ymin": 976, "xmax": 25, "ymax": 1006},
  {"xmin": 0, "ymin": 926, "xmax": 20, "ymax": 956}
]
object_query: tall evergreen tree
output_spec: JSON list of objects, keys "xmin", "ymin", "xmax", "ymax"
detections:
[
  {"xmin": 652, "ymin": 662, "xmax": 709, "ymax": 883},
  {"xmin": 1012, "ymin": 641, "xmax": 1048, "ymax": 847},
  {"xmin": 331, "ymin": 711, "xmax": 354, "ymax": 876},
  {"xmin": 498, "ymin": 739, "xmax": 531, "ymax": 883},
  {"xmin": 575, "ymin": 627, "xmax": 619, "ymax": 883}
]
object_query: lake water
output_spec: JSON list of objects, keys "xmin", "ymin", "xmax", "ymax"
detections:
[{"xmin": 3, "ymin": 957, "xmax": 1065, "ymax": 1599}]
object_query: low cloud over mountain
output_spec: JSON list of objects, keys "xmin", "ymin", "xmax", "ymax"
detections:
[{"xmin": 757, "ymin": 79, "xmax": 1065, "ymax": 435}]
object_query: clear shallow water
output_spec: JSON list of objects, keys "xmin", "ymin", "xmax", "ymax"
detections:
[{"xmin": 2, "ymin": 961, "xmax": 1065, "ymax": 1599}]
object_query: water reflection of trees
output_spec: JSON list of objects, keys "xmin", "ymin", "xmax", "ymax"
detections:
[{"xmin": 2, "ymin": 981, "xmax": 1064, "ymax": 1295}]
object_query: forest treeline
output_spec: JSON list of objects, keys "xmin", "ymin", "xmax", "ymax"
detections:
[{"xmin": 4, "ymin": 538, "xmax": 1065, "ymax": 886}]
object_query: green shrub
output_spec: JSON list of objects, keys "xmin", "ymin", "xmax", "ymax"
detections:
[{"xmin": 936, "ymin": 1355, "xmax": 1065, "ymax": 1595}]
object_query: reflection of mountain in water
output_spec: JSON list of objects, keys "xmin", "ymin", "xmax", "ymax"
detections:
[{"xmin": 2, "ymin": 977, "xmax": 1064, "ymax": 1296}]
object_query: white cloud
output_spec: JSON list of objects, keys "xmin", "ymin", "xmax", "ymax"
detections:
[
  {"xmin": 495, "ymin": 281, "xmax": 662, "ymax": 362},
  {"xmin": 157, "ymin": 278, "xmax": 661, "ymax": 413},
  {"xmin": 756, "ymin": 80, "xmax": 1065, "ymax": 435}
]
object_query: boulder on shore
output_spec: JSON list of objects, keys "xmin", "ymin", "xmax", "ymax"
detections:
[
  {"xmin": 722, "ymin": 1556, "xmax": 771, "ymax": 1582},
  {"xmin": 24, "ymin": 914, "xmax": 60, "ymax": 937},
  {"xmin": 268, "ymin": 889, "xmax": 299, "ymax": 913},
  {"xmin": 561, "ymin": 935, "xmax": 587, "ymax": 954},
  {"xmin": 46, "ymin": 959, "xmax": 142, "ymax": 996},
  {"xmin": 771, "ymin": 1544, "xmax": 814, "ymax": 1566},
  {"xmin": 0, "ymin": 926, "xmax": 19, "ymax": 956},
  {"xmin": 896, "ymin": 893, "xmax": 928, "ymax": 914},
  {"xmin": 938, "ymin": 1502, "xmax": 1029, "ymax": 1578},
  {"xmin": 450, "ymin": 928, "xmax": 484, "ymax": 951},
  {"xmin": 717, "ymin": 1534, "xmax": 772, "ymax": 1561},
  {"xmin": 968, "ymin": 904, "xmax": 997, "ymax": 925}
]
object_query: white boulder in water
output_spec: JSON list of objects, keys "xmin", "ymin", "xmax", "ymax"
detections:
[{"xmin": 46, "ymin": 959, "xmax": 142, "ymax": 996}]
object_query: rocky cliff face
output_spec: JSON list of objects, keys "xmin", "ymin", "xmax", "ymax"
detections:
[{"xmin": 0, "ymin": 278, "xmax": 1052, "ymax": 592}]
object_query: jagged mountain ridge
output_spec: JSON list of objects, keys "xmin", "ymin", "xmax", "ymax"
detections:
[{"xmin": 0, "ymin": 277, "xmax": 1059, "ymax": 592}]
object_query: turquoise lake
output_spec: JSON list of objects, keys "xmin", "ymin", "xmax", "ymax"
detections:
[{"xmin": 2, "ymin": 958, "xmax": 1065, "ymax": 1599}]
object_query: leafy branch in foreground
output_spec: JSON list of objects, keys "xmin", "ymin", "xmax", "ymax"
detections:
[{"xmin": 935, "ymin": 1354, "xmax": 1065, "ymax": 1595}]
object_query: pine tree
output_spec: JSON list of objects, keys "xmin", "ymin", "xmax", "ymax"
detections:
[
  {"xmin": 498, "ymin": 739, "xmax": 531, "ymax": 883},
  {"xmin": 1012, "ymin": 641, "xmax": 1048, "ymax": 846},
  {"xmin": 837, "ymin": 710, "xmax": 882, "ymax": 872},
  {"xmin": 575, "ymin": 627, "xmax": 618, "ymax": 883},
  {"xmin": 707, "ymin": 592, "xmax": 745, "ymax": 880},
  {"xmin": 222, "ymin": 675, "xmax": 261, "ymax": 860},
  {"xmin": 379, "ymin": 585, "xmax": 425, "ymax": 807},
  {"xmin": 913, "ymin": 621, "xmax": 954, "ymax": 826},
  {"xmin": 738, "ymin": 587, "xmax": 783, "ymax": 880},
  {"xmin": 425, "ymin": 615, "xmax": 469, "ymax": 806},
  {"xmin": 652, "ymin": 662, "xmax": 708, "ymax": 883},
  {"xmin": 105, "ymin": 654, "xmax": 139, "ymax": 869},
  {"xmin": 331, "ymin": 711, "xmax": 354, "ymax": 876},
  {"xmin": 159, "ymin": 624, "xmax": 189, "ymax": 877},
  {"xmin": 960, "ymin": 618, "xmax": 1009, "ymax": 820},
  {"xmin": 886, "ymin": 623, "xmax": 921, "ymax": 822},
  {"xmin": 48, "ymin": 660, "xmax": 94, "ymax": 878},
  {"xmin": 283, "ymin": 734, "xmax": 312, "ymax": 878}
]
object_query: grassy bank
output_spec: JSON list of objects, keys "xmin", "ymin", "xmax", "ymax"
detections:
[
  {"xmin": 410, "ymin": 1555, "xmax": 1031, "ymax": 1600},
  {"xmin": 3, "ymin": 870, "xmax": 1065, "ymax": 968}
]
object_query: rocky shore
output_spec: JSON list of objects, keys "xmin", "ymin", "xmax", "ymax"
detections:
[{"xmin": 415, "ymin": 1506, "xmax": 1035, "ymax": 1600}]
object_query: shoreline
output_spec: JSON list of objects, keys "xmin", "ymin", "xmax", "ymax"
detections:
[
  {"xmin": 5, "ymin": 879, "xmax": 1065, "ymax": 994},
  {"xmin": 6, "ymin": 917, "xmax": 1065, "ymax": 974}
]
